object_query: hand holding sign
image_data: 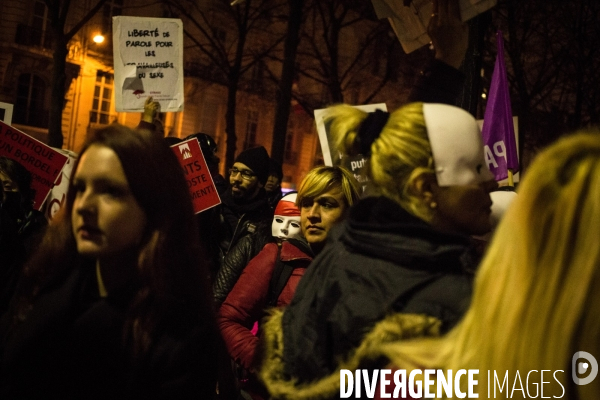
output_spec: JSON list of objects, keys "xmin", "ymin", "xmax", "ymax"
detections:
[{"xmin": 141, "ymin": 96, "xmax": 160, "ymax": 123}]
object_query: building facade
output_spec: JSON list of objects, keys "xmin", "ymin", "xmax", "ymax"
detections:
[{"xmin": 0, "ymin": 0, "xmax": 410, "ymax": 188}]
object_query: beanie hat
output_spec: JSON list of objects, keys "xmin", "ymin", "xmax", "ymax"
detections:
[{"xmin": 234, "ymin": 146, "xmax": 270, "ymax": 185}]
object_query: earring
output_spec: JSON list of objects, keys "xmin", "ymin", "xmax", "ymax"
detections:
[{"xmin": 429, "ymin": 201, "xmax": 437, "ymax": 209}]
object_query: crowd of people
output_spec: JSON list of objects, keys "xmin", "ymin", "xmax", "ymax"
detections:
[{"xmin": 0, "ymin": 0, "xmax": 598, "ymax": 399}]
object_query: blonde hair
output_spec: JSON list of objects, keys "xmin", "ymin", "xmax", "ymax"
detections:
[
  {"xmin": 325, "ymin": 103, "xmax": 435, "ymax": 221},
  {"xmin": 381, "ymin": 131, "xmax": 600, "ymax": 399},
  {"xmin": 295, "ymin": 166, "xmax": 360, "ymax": 209}
]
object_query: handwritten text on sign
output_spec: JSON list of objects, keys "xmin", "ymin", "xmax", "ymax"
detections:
[
  {"xmin": 0, "ymin": 120, "xmax": 68, "ymax": 210},
  {"xmin": 113, "ymin": 16, "xmax": 184, "ymax": 112},
  {"xmin": 171, "ymin": 138, "xmax": 221, "ymax": 214}
]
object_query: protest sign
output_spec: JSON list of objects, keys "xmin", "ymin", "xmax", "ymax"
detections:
[
  {"xmin": 315, "ymin": 103, "xmax": 387, "ymax": 193},
  {"xmin": 41, "ymin": 149, "xmax": 78, "ymax": 220},
  {"xmin": 0, "ymin": 102, "xmax": 14, "ymax": 125},
  {"xmin": 113, "ymin": 16, "xmax": 184, "ymax": 112},
  {"xmin": 0, "ymin": 120, "xmax": 68, "ymax": 210},
  {"xmin": 371, "ymin": 0, "xmax": 497, "ymax": 53},
  {"xmin": 171, "ymin": 138, "xmax": 221, "ymax": 214}
]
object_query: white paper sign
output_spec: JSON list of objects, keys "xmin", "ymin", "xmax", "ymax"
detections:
[
  {"xmin": 0, "ymin": 102, "xmax": 14, "ymax": 125},
  {"xmin": 113, "ymin": 16, "xmax": 184, "ymax": 112},
  {"xmin": 372, "ymin": 0, "xmax": 497, "ymax": 53}
]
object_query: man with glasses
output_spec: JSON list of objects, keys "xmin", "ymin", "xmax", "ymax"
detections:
[{"xmin": 214, "ymin": 146, "xmax": 273, "ymax": 267}]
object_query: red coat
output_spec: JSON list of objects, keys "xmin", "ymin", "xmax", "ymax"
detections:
[{"xmin": 217, "ymin": 241, "xmax": 312, "ymax": 369}]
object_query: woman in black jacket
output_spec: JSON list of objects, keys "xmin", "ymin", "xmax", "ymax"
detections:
[
  {"xmin": 1, "ymin": 125, "xmax": 220, "ymax": 399},
  {"xmin": 259, "ymin": 102, "xmax": 498, "ymax": 397}
]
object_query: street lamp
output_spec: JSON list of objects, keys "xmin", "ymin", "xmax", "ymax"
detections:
[{"xmin": 93, "ymin": 34, "xmax": 105, "ymax": 44}]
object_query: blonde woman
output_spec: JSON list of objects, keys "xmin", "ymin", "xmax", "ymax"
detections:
[
  {"xmin": 219, "ymin": 166, "xmax": 360, "ymax": 399},
  {"xmin": 259, "ymin": 102, "xmax": 498, "ymax": 398},
  {"xmin": 371, "ymin": 131, "xmax": 600, "ymax": 399}
]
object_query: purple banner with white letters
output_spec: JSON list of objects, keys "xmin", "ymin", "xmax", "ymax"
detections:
[{"xmin": 481, "ymin": 30, "xmax": 519, "ymax": 181}]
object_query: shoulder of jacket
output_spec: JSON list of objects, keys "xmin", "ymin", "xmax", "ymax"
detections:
[{"xmin": 280, "ymin": 241, "xmax": 312, "ymax": 262}]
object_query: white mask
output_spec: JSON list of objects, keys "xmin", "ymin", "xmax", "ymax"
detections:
[
  {"xmin": 423, "ymin": 103, "xmax": 495, "ymax": 186},
  {"xmin": 272, "ymin": 192, "xmax": 302, "ymax": 240},
  {"xmin": 272, "ymin": 215, "xmax": 302, "ymax": 240}
]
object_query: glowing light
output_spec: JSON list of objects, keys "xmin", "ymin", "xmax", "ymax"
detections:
[
  {"xmin": 93, "ymin": 34, "xmax": 105, "ymax": 44},
  {"xmin": 481, "ymin": 92, "xmax": 487, "ymax": 99}
]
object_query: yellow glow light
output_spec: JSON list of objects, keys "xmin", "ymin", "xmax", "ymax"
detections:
[{"xmin": 93, "ymin": 34, "xmax": 105, "ymax": 44}]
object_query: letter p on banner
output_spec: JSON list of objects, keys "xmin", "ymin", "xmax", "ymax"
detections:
[{"xmin": 481, "ymin": 30, "xmax": 519, "ymax": 181}]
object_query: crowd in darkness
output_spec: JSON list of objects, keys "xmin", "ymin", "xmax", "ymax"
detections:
[{"xmin": 0, "ymin": 0, "xmax": 599, "ymax": 399}]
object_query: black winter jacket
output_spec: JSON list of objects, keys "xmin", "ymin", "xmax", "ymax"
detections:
[
  {"xmin": 0, "ymin": 264, "xmax": 219, "ymax": 399},
  {"xmin": 281, "ymin": 196, "xmax": 479, "ymax": 383},
  {"xmin": 212, "ymin": 219, "xmax": 274, "ymax": 307},
  {"xmin": 215, "ymin": 189, "xmax": 273, "ymax": 260}
]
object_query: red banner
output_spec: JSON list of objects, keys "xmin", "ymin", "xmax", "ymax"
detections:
[
  {"xmin": 171, "ymin": 138, "xmax": 221, "ymax": 214},
  {"xmin": 0, "ymin": 121, "xmax": 68, "ymax": 210}
]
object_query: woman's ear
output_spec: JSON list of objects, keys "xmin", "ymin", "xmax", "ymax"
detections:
[{"xmin": 408, "ymin": 172, "xmax": 438, "ymax": 205}]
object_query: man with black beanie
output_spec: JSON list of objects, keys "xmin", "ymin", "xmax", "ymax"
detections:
[
  {"xmin": 212, "ymin": 146, "xmax": 273, "ymax": 267},
  {"xmin": 228, "ymin": 146, "xmax": 269, "ymax": 201}
]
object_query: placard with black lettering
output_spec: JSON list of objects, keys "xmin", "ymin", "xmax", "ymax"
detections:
[
  {"xmin": 170, "ymin": 138, "xmax": 221, "ymax": 214},
  {"xmin": 0, "ymin": 120, "xmax": 68, "ymax": 210},
  {"xmin": 113, "ymin": 16, "xmax": 184, "ymax": 112}
]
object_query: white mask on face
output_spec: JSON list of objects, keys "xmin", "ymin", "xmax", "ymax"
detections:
[
  {"xmin": 272, "ymin": 215, "xmax": 302, "ymax": 240},
  {"xmin": 272, "ymin": 192, "xmax": 302, "ymax": 240},
  {"xmin": 423, "ymin": 103, "xmax": 495, "ymax": 186}
]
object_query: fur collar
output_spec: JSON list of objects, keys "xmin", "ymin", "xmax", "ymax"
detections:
[{"xmin": 258, "ymin": 310, "xmax": 441, "ymax": 399}]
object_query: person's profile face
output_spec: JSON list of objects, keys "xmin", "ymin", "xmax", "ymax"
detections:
[
  {"xmin": 229, "ymin": 162, "xmax": 261, "ymax": 200},
  {"xmin": 71, "ymin": 144, "xmax": 147, "ymax": 262},
  {"xmin": 0, "ymin": 170, "xmax": 19, "ymax": 203},
  {"xmin": 432, "ymin": 178, "xmax": 498, "ymax": 236},
  {"xmin": 0, "ymin": 170, "xmax": 18, "ymax": 192}
]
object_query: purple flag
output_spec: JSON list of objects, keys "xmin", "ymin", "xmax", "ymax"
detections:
[{"xmin": 481, "ymin": 31, "xmax": 519, "ymax": 181}]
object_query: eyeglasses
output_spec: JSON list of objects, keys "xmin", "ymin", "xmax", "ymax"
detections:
[{"xmin": 229, "ymin": 167, "xmax": 256, "ymax": 180}]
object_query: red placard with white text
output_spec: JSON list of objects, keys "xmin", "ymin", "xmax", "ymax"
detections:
[
  {"xmin": 170, "ymin": 138, "xmax": 221, "ymax": 214},
  {"xmin": 0, "ymin": 120, "xmax": 68, "ymax": 210}
]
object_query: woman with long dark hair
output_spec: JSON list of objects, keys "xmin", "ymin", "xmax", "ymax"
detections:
[{"xmin": 1, "ymin": 125, "xmax": 219, "ymax": 398}]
